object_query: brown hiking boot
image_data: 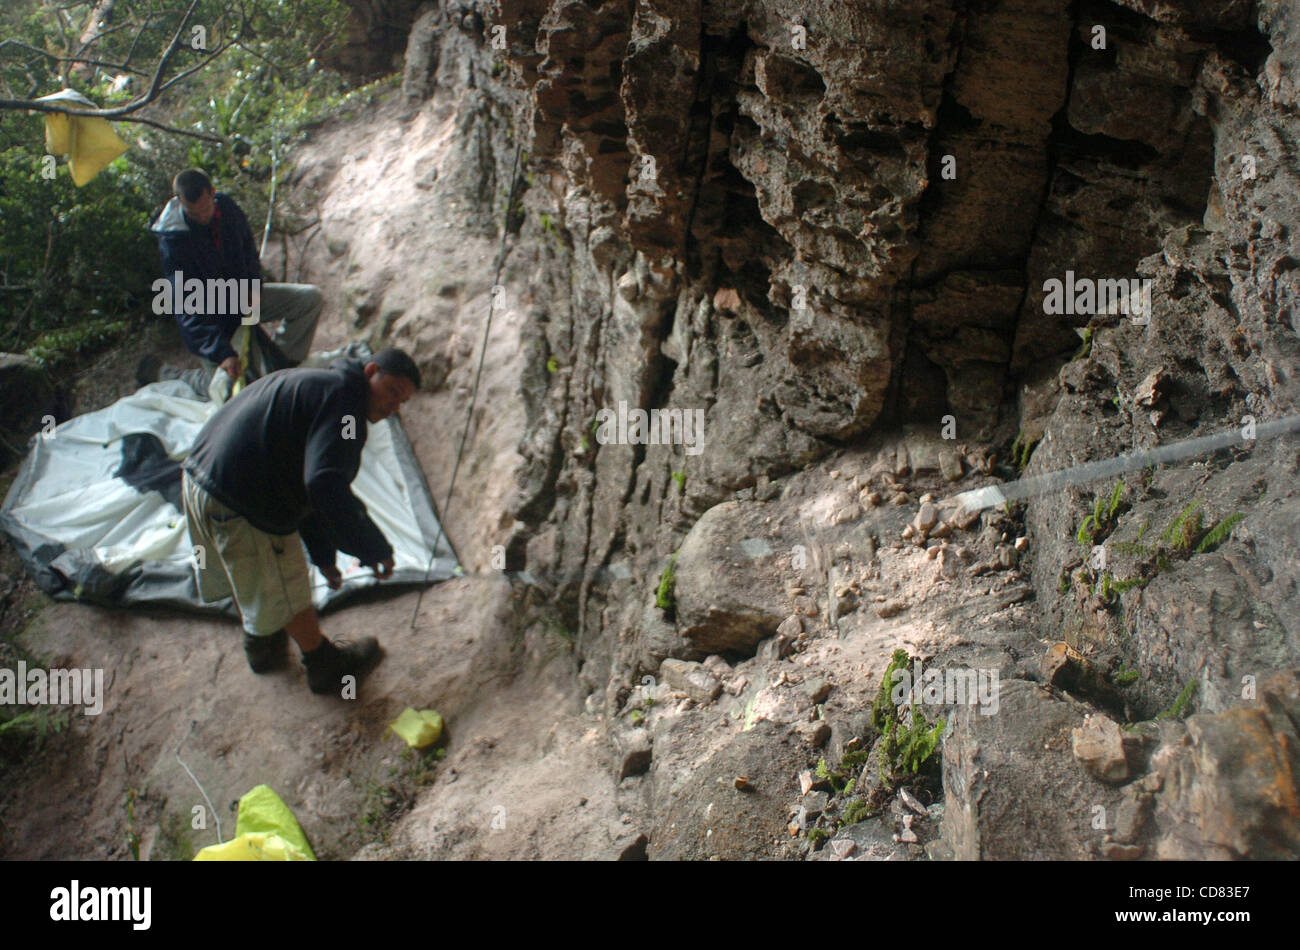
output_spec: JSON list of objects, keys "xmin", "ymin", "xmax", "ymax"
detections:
[
  {"xmin": 243, "ymin": 629, "xmax": 288, "ymax": 673},
  {"xmin": 301, "ymin": 637, "xmax": 381, "ymax": 695}
]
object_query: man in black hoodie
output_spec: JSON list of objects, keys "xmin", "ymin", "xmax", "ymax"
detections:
[
  {"xmin": 181, "ymin": 348, "xmax": 420, "ymax": 694},
  {"xmin": 140, "ymin": 168, "xmax": 323, "ymax": 397}
]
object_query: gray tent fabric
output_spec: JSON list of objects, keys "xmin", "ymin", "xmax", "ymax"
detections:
[{"xmin": 0, "ymin": 344, "xmax": 459, "ymax": 617}]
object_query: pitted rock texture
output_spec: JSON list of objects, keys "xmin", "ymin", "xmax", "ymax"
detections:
[{"xmin": 312, "ymin": 0, "xmax": 1300, "ymax": 858}]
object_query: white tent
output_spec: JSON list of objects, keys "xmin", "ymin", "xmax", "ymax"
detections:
[{"xmin": 1, "ymin": 345, "xmax": 458, "ymax": 616}]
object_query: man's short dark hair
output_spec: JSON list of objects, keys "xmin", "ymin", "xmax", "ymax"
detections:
[
  {"xmin": 370, "ymin": 348, "xmax": 421, "ymax": 390},
  {"xmin": 173, "ymin": 169, "xmax": 213, "ymax": 202}
]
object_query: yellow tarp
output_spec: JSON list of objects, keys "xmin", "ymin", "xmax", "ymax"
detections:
[
  {"xmin": 35, "ymin": 89, "xmax": 129, "ymax": 187},
  {"xmin": 389, "ymin": 707, "xmax": 444, "ymax": 748},
  {"xmin": 193, "ymin": 784, "xmax": 316, "ymax": 861}
]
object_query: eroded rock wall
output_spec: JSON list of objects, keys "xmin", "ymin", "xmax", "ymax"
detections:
[{"xmin": 348, "ymin": 0, "xmax": 1298, "ymax": 858}]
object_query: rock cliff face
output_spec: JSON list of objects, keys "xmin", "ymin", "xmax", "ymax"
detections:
[{"xmin": 328, "ymin": 0, "xmax": 1299, "ymax": 858}]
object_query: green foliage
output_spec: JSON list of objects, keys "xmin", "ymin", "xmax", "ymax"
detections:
[
  {"xmin": 806, "ymin": 827, "xmax": 829, "ymax": 846},
  {"xmin": 1196, "ymin": 512, "xmax": 1243, "ymax": 553},
  {"xmin": 1077, "ymin": 482, "xmax": 1127, "ymax": 545},
  {"xmin": 0, "ymin": 0, "xmax": 360, "ymax": 357},
  {"xmin": 1071, "ymin": 326, "xmax": 1094, "ymax": 361},
  {"xmin": 1112, "ymin": 665, "xmax": 1140, "ymax": 687},
  {"xmin": 838, "ymin": 798, "xmax": 870, "ymax": 828},
  {"xmin": 1156, "ymin": 679, "xmax": 1199, "ymax": 721},
  {"xmin": 671, "ymin": 470, "xmax": 685, "ymax": 491},
  {"xmin": 1160, "ymin": 500, "xmax": 1203, "ymax": 549},
  {"xmin": 26, "ymin": 317, "xmax": 127, "ymax": 368},
  {"xmin": 869, "ymin": 649, "xmax": 944, "ymax": 785},
  {"xmin": 884, "ymin": 707, "xmax": 946, "ymax": 778},
  {"xmin": 655, "ymin": 553, "xmax": 677, "ymax": 610},
  {"xmin": 360, "ymin": 746, "xmax": 440, "ymax": 844},
  {"xmin": 1010, "ymin": 432, "xmax": 1039, "ymax": 473},
  {"xmin": 545, "ymin": 355, "xmax": 558, "ymax": 373},
  {"xmin": 871, "ymin": 649, "xmax": 910, "ymax": 732}
]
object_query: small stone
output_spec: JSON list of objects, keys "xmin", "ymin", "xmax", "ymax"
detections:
[
  {"xmin": 829, "ymin": 839, "xmax": 856, "ymax": 860},
  {"xmin": 1102, "ymin": 842, "xmax": 1144, "ymax": 861},
  {"xmin": 874, "ymin": 598, "xmax": 907, "ymax": 619},
  {"xmin": 802, "ymin": 792, "xmax": 829, "ymax": 819},
  {"xmin": 997, "ymin": 546, "xmax": 1016, "ymax": 569},
  {"xmin": 902, "ymin": 524, "xmax": 916, "ymax": 540},
  {"xmin": 1014, "ymin": 536, "xmax": 1028, "ymax": 552},
  {"xmin": 829, "ymin": 469, "xmax": 841, "ymax": 479},
  {"xmin": 919, "ymin": 493, "xmax": 935, "ymax": 504},
  {"xmin": 862, "ymin": 490, "xmax": 883, "ymax": 508},
  {"xmin": 899, "ymin": 827, "xmax": 919, "ymax": 844},
  {"xmin": 734, "ymin": 775, "xmax": 751, "ymax": 790},
  {"xmin": 1134, "ymin": 367, "xmax": 1168, "ymax": 407},
  {"xmin": 660, "ymin": 658, "xmax": 722, "ymax": 704},
  {"xmin": 915, "ymin": 502, "xmax": 939, "ymax": 532},
  {"xmin": 930, "ymin": 521, "xmax": 952, "ymax": 539},
  {"xmin": 795, "ymin": 720, "xmax": 831, "ymax": 746},
  {"xmin": 947, "ymin": 505, "xmax": 981, "ymax": 530},
  {"xmin": 802, "ymin": 677, "xmax": 832, "ymax": 704},
  {"xmin": 891, "ymin": 491, "xmax": 909, "ymax": 506},
  {"xmin": 702, "ymin": 654, "xmax": 733, "ymax": 677},
  {"xmin": 925, "ymin": 544, "xmax": 941, "ymax": 561},
  {"xmin": 1072, "ymin": 713, "xmax": 1131, "ymax": 784},
  {"xmin": 898, "ymin": 787, "xmax": 928, "ymax": 816},
  {"xmin": 799, "ymin": 770, "xmax": 815, "ymax": 796},
  {"xmin": 939, "ymin": 450, "xmax": 964, "ymax": 482},
  {"xmin": 776, "ymin": 614, "xmax": 803, "ymax": 638},
  {"xmin": 1149, "ymin": 409, "xmax": 1165, "ymax": 427},
  {"xmin": 723, "ymin": 674, "xmax": 749, "ymax": 696}
]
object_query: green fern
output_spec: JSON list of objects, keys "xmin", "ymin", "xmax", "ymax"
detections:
[
  {"xmin": 871, "ymin": 649, "xmax": 911, "ymax": 732},
  {"xmin": 1160, "ymin": 500, "xmax": 1203, "ymax": 545},
  {"xmin": 1196, "ymin": 513, "xmax": 1243, "ymax": 553},
  {"xmin": 1156, "ymin": 679, "xmax": 1199, "ymax": 720}
]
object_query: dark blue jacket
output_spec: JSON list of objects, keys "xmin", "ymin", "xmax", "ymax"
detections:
[
  {"xmin": 149, "ymin": 192, "xmax": 261, "ymax": 364},
  {"xmin": 182, "ymin": 357, "xmax": 393, "ymax": 570}
]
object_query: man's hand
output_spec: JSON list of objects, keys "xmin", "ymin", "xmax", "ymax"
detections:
[
  {"xmin": 372, "ymin": 557, "xmax": 394, "ymax": 580},
  {"xmin": 321, "ymin": 565, "xmax": 343, "ymax": 590},
  {"xmin": 219, "ymin": 355, "xmax": 241, "ymax": 379}
]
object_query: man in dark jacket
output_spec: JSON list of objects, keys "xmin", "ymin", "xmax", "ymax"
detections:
[
  {"xmin": 181, "ymin": 348, "xmax": 420, "ymax": 694},
  {"xmin": 139, "ymin": 168, "xmax": 323, "ymax": 397}
]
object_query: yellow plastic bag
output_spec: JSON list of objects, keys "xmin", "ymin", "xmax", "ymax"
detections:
[
  {"xmin": 194, "ymin": 784, "xmax": 316, "ymax": 861},
  {"xmin": 389, "ymin": 708, "xmax": 444, "ymax": 748},
  {"xmin": 35, "ymin": 90, "xmax": 128, "ymax": 187}
]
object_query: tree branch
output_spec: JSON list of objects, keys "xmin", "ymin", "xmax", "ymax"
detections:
[
  {"xmin": 0, "ymin": 0, "xmax": 249, "ymax": 122},
  {"xmin": 0, "ymin": 39, "xmax": 150, "ymax": 77}
]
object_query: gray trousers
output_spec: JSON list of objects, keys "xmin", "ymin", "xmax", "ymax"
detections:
[{"xmin": 170, "ymin": 283, "xmax": 323, "ymax": 397}]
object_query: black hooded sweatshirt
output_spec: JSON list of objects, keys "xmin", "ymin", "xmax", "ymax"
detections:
[{"xmin": 182, "ymin": 357, "xmax": 392, "ymax": 569}]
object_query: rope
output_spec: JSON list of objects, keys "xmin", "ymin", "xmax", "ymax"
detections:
[
  {"xmin": 175, "ymin": 719, "xmax": 223, "ymax": 845},
  {"xmin": 409, "ymin": 134, "xmax": 524, "ymax": 629}
]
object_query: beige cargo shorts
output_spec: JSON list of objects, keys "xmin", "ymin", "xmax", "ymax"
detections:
[{"xmin": 181, "ymin": 470, "xmax": 312, "ymax": 636}]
